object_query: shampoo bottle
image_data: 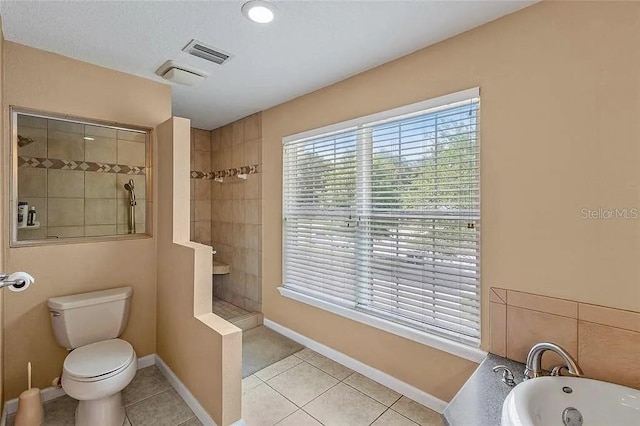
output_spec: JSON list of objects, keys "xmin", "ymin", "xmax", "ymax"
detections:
[
  {"xmin": 27, "ymin": 207, "xmax": 36, "ymax": 227},
  {"xmin": 18, "ymin": 202, "xmax": 28, "ymax": 226}
]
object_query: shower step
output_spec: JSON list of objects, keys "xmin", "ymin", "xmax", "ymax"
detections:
[{"xmin": 231, "ymin": 312, "xmax": 263, "ymax": 331}]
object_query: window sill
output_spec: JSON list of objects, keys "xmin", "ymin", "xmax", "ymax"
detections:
[{"xmin": 277, "ymin": 286, "xmax": 487, "ymax": 364}]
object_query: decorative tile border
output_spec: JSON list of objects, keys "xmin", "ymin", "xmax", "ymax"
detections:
[
  {"xmin": 190, "ymin": 164, "xmax": 259, "ymax": 180},
  {"xmin": 18, "ymin": 156, "xmax": 145, "ymax": 175}
]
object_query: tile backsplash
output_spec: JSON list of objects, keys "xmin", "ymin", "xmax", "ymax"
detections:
[
  {"xmin": 490, "ymin": 287, "xmax": 640, "ymax": 389},
  {"xmin": 16, "ymin": 114, "xmax": 148, "ymax": 241}
]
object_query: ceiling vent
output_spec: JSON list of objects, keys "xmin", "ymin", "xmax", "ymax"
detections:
[
  {"xmin": 182, "ymin": 39, "xmax": 231, "ymax": 65},
  {"xmin": 155, "ymin": 60, "xmax": 209, "ymax": 86}
]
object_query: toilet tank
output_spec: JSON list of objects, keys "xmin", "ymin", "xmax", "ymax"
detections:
[{"xmin": 47, "ymin": 286, "xmax": 133, "ymax": 350}]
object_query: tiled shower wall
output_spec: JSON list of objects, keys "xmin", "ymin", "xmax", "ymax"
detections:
[
  {"xmin": 190, "ymin": 128, "xmax": 212, "ymax": 245},
  {"xmin": 211, "ymin": 113, "xmax": 262, "ymax": 313},
  {"xmin": 16, "ymin": 115, "xmax": 147, "ymax": 241}
]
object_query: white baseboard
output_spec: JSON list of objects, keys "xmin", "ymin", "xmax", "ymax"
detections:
[
  {"xmin": 137, "ymin": 353, "xmax": 156, "ymax": 369},
  {"xmin": 155, "ymin": 355, "xmax": 222, "ymax": 426},
  {"xmin": 1, "ymin": 353, "xmax": 243, "ymax": 426},
  {"xmin": 3, "ymin": 353, "xmax": 163, "ymax": 419},
  {"xmin": 3, "ymin": 380, "xmax": 67, "ymax": 417},
  {"xmin": 264, "ymin": 318, "xmax": 449, "ymax": 414}
]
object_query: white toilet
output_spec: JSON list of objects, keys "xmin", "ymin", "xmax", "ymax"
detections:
[{"xmin": 47, "ymin": 286, "xmax": 137, "ymax": 426}]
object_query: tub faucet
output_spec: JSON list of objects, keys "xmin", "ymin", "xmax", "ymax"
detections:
[{"xmin": 524, "ymin": 342, "xmax": 583, "ymax": 380}]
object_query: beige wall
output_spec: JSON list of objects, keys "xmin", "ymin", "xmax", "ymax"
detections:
[
  {"xmin": 211, "ymin": 114, "xmax": 263, "ymax": 312},
  {"xmin": 156, "ymin": 117, "xmax": 241, "ymax": 426},
  {"xmin": 262, "ymin": 1, "xmax": 640, "ymax": 402},
  {"xmin": 2, "ymin": 42, "xmax": 171, "ymax": 399}
]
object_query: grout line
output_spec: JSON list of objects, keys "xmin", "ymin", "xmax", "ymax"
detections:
[
  {"xmin": 273, "ymin": 409, "xmax": 300, "ymax": 425},
  {"xmin": 175, "ymin": 416, "xmax": 198, "ymax": 426},
  {"xmin": 124, "ymin": 386, "xmax": 174, "ymax": 409},
  {"xmin": 340, "ymin": 378, "xmax": 402, "ymax": 408},
  {"xmin": 577, "ymin": 318, "xmax": 640, "ymax": 334},
  {"xmin": 508, "ymin": 304, "xmax": 578, "ymax": 320},
  {"xmin": 576, "ymin": 305, "xmax": 580, "ymax": 363},
  {"xmin": 261, "ymin": 375, "xmax": 320, "ymax": 409},
  {"xmin": 336, "ymin": 374, "xmax": 399, "ymax": 409},
  {"xmin": 253, "ymin": 355, "xmax": 303, "ymax": 382},
  {"xmin": 261, "ymin": 360, "xmax": 342, "ymax": 410},
  {"xmin": 367, "ymin": 407, "xmax": 389, "ymax": 425},
  {"xmin": 298, "ymin": 406, "xmax": 325, "ymax": 425},
  {"xmin": 247, "ymin": 346, "xmax": 432, "ymax": 425},
  {"xmin": 388, "ymin": 407, "xmax": 422, "ymax": 425}
]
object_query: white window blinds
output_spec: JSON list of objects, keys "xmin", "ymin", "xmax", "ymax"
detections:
[{"xmin": 283, "ymin": 89, "xmax": 481, "ymax": 347}]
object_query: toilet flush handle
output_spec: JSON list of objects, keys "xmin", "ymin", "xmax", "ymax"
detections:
[{"xmin": 50, "ymin": 311, "xmax": 61, "ymax": 317}]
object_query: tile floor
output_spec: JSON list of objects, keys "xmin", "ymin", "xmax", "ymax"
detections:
[
  {"xmin": 213, "ymin": 298, "xmax": 263, "ymax": 331},
  {"xmin": 7, "ymin": 348, "xmax": 443, "ymax": 426},
  {"xmin": 243, "ymin": 348, "xmax": 445, "ymax": 426},
  {"xmin": 7, "ymin": 366, "xmax": 201, "ymax": 426},
  {"xmin": 213, "ymin": 298, "xmax": 250, "ymax": 320}
]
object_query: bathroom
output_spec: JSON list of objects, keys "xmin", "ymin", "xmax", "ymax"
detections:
[{"xmin": 0, "ymin": 1, "xmax": 639, "ymax": 426}]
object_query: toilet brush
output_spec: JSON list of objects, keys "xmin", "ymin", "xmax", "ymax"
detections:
[{"xmin": 14, "ymin": 362, "xmax": 44, "ymax": 426}]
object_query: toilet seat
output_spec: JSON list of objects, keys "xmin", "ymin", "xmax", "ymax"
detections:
[{"xmin": 64, "ymin": 339, "xmax": 135, "ymax": 383}]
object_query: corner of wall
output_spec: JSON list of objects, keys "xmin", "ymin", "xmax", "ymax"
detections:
[
  {"xmin": 155, "ymin": 117, "xmax": 242, "ymax": 425},
  {"xmin": 0, "ymin": 14, "xmax": 6, "ymax": 412}
]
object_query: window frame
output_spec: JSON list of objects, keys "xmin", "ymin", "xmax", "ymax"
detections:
[
  {"xmin": 9, "ymin": 106, "xmax": 153, "ymax": 247},
  {"xmin": 280, "ymin": 88, "xmax": 486, "ymax": 362}
]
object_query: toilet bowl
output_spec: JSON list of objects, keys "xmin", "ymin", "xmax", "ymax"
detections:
[
  {"xmin": 48, "ymin": 287, "xmax": 136, "ymax": 426},
  {"xmin": 62, "ymin": 339, "xmax": 137, "ymax": 426}
]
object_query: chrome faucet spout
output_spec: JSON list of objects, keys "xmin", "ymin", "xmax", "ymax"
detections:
[{"xmin": 524, "ymin": 342, "xmax": 583, "ymax": 380}]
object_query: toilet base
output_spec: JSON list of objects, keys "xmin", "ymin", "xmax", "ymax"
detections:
[{"xmin": 76, "ymin": 391, "xmax": 125, "ymax": 426}]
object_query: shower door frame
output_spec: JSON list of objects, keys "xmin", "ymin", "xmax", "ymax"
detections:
[{"xmin": 8, "ymin": 106, "xmax": 154, "ymax": 247}]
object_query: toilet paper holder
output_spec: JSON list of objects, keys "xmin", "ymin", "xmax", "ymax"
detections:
[{"xmin": 0, "ymin": 273, "xmax": 27, "ymax": 290}]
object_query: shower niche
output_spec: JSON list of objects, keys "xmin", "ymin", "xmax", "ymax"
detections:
[{"xmin": 10, "ymin": 108, "xmax": 151, "ymax": 245}]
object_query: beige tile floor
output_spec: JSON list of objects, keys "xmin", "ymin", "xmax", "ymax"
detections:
[
  {"xmin": 213, "ymin": 298, "xmax": 250, "ymax": 321},
  {"xmin": 7, "ymin": 366, "xmax": 201, "ymax": 426},
  {"xmin": 7, "ymin": 349, "xmax": 443, "ymax": 426},
  {"xmin": 243, "ymin": 348, "xmax": 445, "ymax": 426}
]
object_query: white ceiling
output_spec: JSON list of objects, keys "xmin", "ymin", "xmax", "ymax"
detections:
[{"xmin": 0, "ymin": 1, "xmax": 535, "ymax": 129}]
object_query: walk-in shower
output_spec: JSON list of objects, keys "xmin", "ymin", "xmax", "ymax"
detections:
[{"xmin": 124, "ymin": 179, "xmax": 137, "ymax": 234}]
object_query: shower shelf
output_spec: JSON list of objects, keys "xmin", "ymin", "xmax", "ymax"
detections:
[
  {"xmin": 213, "ymin": 260, "xmax": 230, "ymax": 275},
  {"xmin": 17, "ymin": 221, "xmax": 40, "ymax": 230}
]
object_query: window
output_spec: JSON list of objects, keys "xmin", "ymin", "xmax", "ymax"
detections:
[{"xmin": 282, "ymin": 88, "xmax": 481, "ymax": 351}]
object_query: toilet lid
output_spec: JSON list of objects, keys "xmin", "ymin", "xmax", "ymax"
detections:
[{"xmin": 64, "ymin": 339, "xmax": 135, "ymax": 379}]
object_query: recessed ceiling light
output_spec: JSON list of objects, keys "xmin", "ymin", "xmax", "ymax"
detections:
[
  {"xmin": 84, "ymin": 137, "xmax": 94, "ymax": 141},
  {"xmin": 241, "ymin": 0, "xmax": 276, "ymax": 24}
]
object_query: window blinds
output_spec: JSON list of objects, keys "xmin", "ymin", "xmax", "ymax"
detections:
[{"xmin": 283, "ymin": 90, "xmax": 480, "ymax": 347}]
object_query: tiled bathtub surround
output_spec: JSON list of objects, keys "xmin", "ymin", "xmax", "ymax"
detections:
[
  {"xmin": 490, "ymin": 288, "xmax": 640, "ymax": 389},
  {"xmin": 210, "ymin": 113, "xmax": 263, "ymax": 313},
  {"xmin": 16, "ymin": 114, "xmax": 148, "ymax": 241},
  {"xmin": 190, "ymin": 128, "xmax": 212, "ymax": 245}
]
